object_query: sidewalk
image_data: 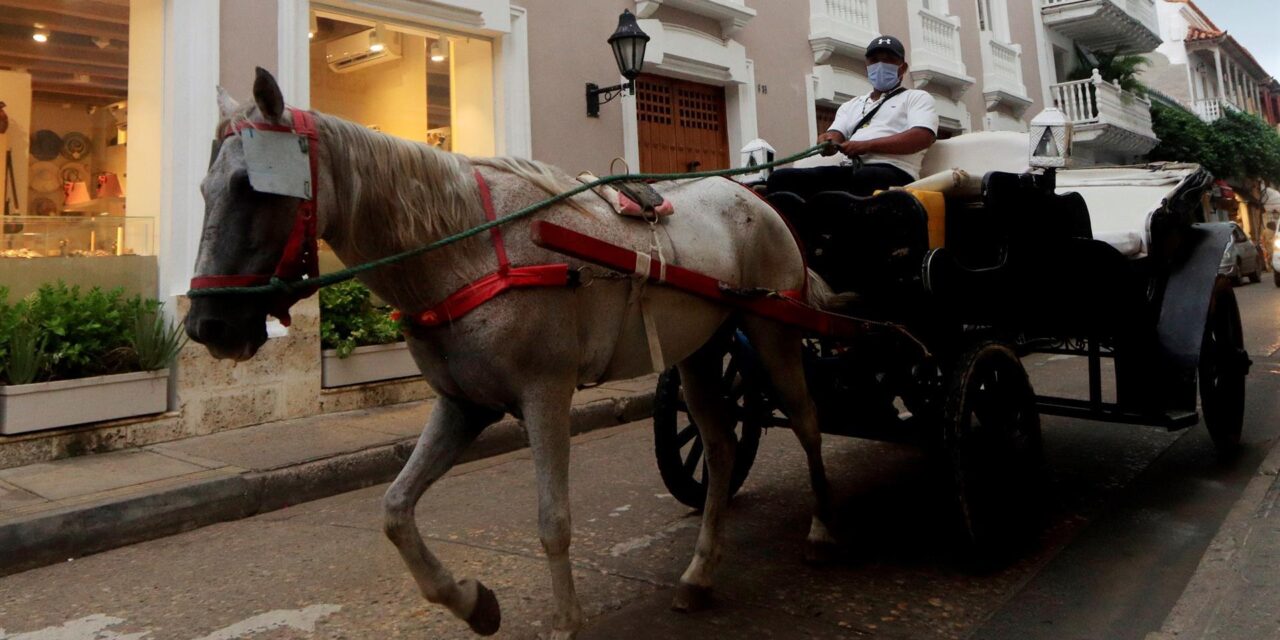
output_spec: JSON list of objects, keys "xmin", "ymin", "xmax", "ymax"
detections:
[
  {"xmin": 0, "ymin": 375, "xmax": 656, "ymax": 577},
  {"xmin": 1148, "ymin": 437, "xmax": 1280, "ymax": 640}
]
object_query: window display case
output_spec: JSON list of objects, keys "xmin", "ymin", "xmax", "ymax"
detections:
[
  {"xmin": 0, "ymin": 215, "xmax": 154, "ymax": 259},
  {"xmin": 0, "ymin": 216, "xmax": 158, "ymax": 299}
]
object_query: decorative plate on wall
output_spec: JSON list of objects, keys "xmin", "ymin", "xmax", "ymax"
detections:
[
  {"xmin": 30, "ymin": 130, "xmax": 63, "ymax": 161},
  {"xmin": 31, "ymin": 197, "xmax": 60, "ymax": 216},
  {"xmin": 30, "ymin": 161, "xmax": 63, "ymax": 193},
  {"xmin": 61, "ymin": 132, "xmax": 92, "ymax": 160},
  {"xmin": 59, "ymin": 162, "xmax": 91, "ymax": 185}
]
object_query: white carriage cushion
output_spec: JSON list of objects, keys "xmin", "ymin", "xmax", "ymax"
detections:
[
  {"xmin": 1093, "ymin": 231, "xmax": 1144, "ymax": 257},
  {"xmin": 1055, "ymin": 164, "xmax": 1203, "ymax": 259},
  {"xmin": 918, "ymin": 131, "xmax": 1030, "ymax": 179}
]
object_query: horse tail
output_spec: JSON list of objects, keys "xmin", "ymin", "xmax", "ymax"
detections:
[{"xmin": 804, "ymin": 268, "xmax": 859, "ymax": 310}]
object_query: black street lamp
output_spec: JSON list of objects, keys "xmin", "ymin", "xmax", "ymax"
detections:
[{"xmin": 586, "ymin": 10, "xmax": 650, "ymax": 118}]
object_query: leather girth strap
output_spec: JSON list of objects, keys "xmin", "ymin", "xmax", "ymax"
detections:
[{"xmin": 396, "ymin": 170, "xmax": 571, "ymax": 327}]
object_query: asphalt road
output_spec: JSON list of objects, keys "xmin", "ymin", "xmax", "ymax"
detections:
[{"xmin": 1, "ymin": 280, "xmax": 1278, "ymax": 640}]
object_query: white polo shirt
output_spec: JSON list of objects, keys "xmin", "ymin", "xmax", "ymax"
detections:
[{"xmin": 828, "ymin": 88, "xmax": 939, "ymax": 180}]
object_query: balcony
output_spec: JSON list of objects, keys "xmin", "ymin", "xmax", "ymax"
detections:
[
  {"xmin": 636, "ymin": 0, "xmax": 756, "ymax": 36},
  {"xmin": 1041, "ymin": 0, "xmax": 1161, "ymax": 54},
  {"xmin": 809, "ymin": 0, "xmax": 880, "ymax": 64},
  {"xmin": 1051, "ymin": 70, "xmax": 1159, "ymax": 163},
  {"xmin": 980, "ymin": 34, "xmax": 1032, "ymax": 116},
  {"xmin": 907, "ymin": 7, "xmax": 974, "ymax": 99},
  {"xmin": 1194, "ymin": 98, "xmax": 1239, "ymax": 122}
]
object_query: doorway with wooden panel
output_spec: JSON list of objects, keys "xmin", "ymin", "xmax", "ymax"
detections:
[{"xmin": 635, "ymin": 74, "xmax": 729, "ymax": 174}]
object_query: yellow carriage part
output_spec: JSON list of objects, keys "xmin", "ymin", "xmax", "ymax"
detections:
[{"xmin": 874, "ymin": 188, "xmax": 947, "ymax": 249}]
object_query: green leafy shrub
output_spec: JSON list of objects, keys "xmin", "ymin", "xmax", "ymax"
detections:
[
  {"xmin": 1152, "ymin": 104, "xmax": 1280, "ymax": 184},
  {"xmin": 0, "ymin": 282, "xmax": 182, "ymax": 385},
  {"xmin": 319, "ymin": 280, "xmax": 402, "ymax": 358}
]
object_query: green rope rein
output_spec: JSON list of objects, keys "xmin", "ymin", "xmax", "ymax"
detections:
[{"xmin": 187, "ymin": 142, "xmax": 836, "ymax": 298}]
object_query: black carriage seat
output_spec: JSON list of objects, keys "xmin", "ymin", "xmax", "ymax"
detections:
[{"xmin": 767, "ymin": 189, "xmax": 930, "ymax": 300}]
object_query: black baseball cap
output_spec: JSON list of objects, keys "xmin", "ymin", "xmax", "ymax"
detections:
[{"xmin": 866, "ymin": 35, "xmax": 906, "ymax": 61}]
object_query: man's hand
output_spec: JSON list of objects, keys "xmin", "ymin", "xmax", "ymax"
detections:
[
  {"xmin": 839, "ymin": 139, "xmax": 873, "ymax": 158},
  {"xmin": 817, "ymin": 131, "xmax": 846, "ymax": 156}
]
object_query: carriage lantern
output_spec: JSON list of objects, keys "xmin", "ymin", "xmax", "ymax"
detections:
[
  {"xmin": 1028, "ymin": 107, "xmax": 1073, "ymax": 170},
  {"xmin": 586, "ymin": 10, "xmax": 650, "ymax": 118}
]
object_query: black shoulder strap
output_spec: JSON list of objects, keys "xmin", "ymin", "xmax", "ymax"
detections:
[{"xmin": 851, "ymin": 87, "xmax": 908, "ymax": 133}]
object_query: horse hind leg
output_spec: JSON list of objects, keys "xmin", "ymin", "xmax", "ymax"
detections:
[
  {"xmin": 383, "ymin": 397, "xmax": 503, "ymax": 635},
  {"xmin": 740, "ymin": 316, "xmax": 839, "ymax": 564},
  {"xmin": 521, "ymin": 383, "xmax": 584, "ymax": 639},
  {"xmin": 671, "ymin": 336, "xmax": 740, "ymax": 613}
]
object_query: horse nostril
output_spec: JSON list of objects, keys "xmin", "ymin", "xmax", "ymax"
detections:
[{"xmin": 194, "ymin": 317, "xmax": 231, "ymax": 344}]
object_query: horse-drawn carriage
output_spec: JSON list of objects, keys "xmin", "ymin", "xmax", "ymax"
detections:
[
  {"xmin": 637, "ymin": 121, "xmax": 1249, "ymax": 552},
  {"xmin": 191, "ymin": 70, "xmax": 1249, "ymax": 636}
]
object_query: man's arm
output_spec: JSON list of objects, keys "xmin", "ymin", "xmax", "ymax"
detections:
[{"xmin": 839, "ymin": 126, "xmax": 935, "ymax": 158}]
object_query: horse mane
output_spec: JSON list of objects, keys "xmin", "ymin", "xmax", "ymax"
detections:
[{"xmin": 313, "ymin": 114, "xmax": 590, "ymax": 269}]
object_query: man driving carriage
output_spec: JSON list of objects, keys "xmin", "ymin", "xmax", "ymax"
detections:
[{"xmin": 767, "ymin": 35, "xmax": 939, "ymax": 200}]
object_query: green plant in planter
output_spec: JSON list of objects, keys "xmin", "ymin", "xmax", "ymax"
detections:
[
  {"xmin": 4, "ymin": 321, "xmax": 47, "ymax": 386},
  {"xmin": 21, "ymin": 282, "xmax": 147, "ymax": 381},
  {"xmin": 320, "ymin": 280, "xmax": 403, "ymax": 358},
  {"xmin": 131, "ymin": 304, "xmax": 187, "ymax": 371}
]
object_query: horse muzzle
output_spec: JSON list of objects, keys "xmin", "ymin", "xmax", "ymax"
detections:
[{"xmin": 185, "ymin": 298, "xmax": 269, "ymax": 362}]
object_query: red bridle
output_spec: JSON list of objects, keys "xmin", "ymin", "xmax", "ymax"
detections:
[{"xmin": 189, "ymin": 107, "xmax": 321, "ymax": 326}]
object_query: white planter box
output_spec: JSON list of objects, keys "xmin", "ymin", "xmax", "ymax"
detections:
[
  {"xmin": 0, "ymin": 369, "xmax": 170, "ymax": 435},
  {"xmin": 322, "ymin": 342, "xmax": 419, "ymax": 388}
]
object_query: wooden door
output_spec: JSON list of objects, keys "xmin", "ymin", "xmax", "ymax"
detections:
[
  {"xmin": 636, "ymin": 75, "xmax": 729, "ymax": 174},
  {"xmin": 816, "ymin": 105, "xmax": 838, "ymax": 136}
]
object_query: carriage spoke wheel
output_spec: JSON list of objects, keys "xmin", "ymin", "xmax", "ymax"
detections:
[
  {"xmin": 942, "ymin": 341, "xmax": 1044, "ymax": 563},
  {"xmin": 1201, "ymin": 278, "xmax": 1249, "ymax": 457},
  {"xmin": 653, "ymin": 338, "xmax": 766, "ymax": 510}
]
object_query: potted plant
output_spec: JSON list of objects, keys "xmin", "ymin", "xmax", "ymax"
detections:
[
  {"xmin": 320, "ymin": 280, "xmax": 418, "ymax": 388},
  {"xmin": 0, "ymin": 282, "xmax": 185, "ymax": 435}
]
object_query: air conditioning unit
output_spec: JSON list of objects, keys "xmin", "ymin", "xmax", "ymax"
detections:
[{"xmin": 326, "ymin": 29, "xmax": 402, "ymax": 73}]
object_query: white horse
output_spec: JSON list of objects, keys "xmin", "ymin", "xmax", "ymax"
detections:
[{"xmin": 187, "ymin": 68, "xmax": 837, "ymax": 639}]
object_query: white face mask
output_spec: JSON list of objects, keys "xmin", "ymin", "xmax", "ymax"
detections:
[{"xmin": 868, "ymin": 62, "xmax": 901, "ymax": 92}]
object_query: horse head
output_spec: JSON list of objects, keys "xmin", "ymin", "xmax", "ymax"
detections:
[{"xmin": 187, "ymin": 68, "xmax": 316, "ymax": 361}]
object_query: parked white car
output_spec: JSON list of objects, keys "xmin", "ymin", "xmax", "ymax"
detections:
[{"xmin": 1219, "ymin": 223, "xmax": 1264, "ymax": 284}]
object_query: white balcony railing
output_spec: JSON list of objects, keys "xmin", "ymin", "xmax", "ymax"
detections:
[
  {"xmin": 1194, "ymin": 98, "xmax": 1240, "ymax": 122},
  {"xmin": 1041, "ymin": 0, "xmax": 1155, "ymax": 26},
  {"xmin": 919, "ymin": 9, "xmax": 961, "ymax": 62},
  {"xmin": 809, "ymin": 0, "xmax": 880, "ymax": 63},
  {"xmin": 1051, "ymin": 69, "xmax": 1155, "ymax": 137},
  {"xmin": 907, "ymin": 7, "xmax": 972, "ymax": 96},
  {"xmin": 981, "ymin": 34, "xmax": 1030, "ymax": 111}
]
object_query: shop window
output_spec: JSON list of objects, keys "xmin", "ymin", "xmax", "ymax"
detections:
[
  {"xmin": 309, "ymin": 12, "xmax": 494, "ymax": 155},
  {"xmin": 0, "ymin": 1, "xmax": 155, "ymax": 298}
]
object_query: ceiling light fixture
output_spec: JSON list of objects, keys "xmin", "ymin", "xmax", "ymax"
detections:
[
  {"xmin": 92, "ymin": 37, "xmax": 111, "ymax": 49},
  {"xmin": 32, "ymin": 24, "xmax": 49, "ymax": 43},
  {"xmin": 430, "ymin": 40, "xmax": 447, "ymax": 63},
  {"xmin": 369, "ymin": 24, "xmax": 387, "ymax": 53}
]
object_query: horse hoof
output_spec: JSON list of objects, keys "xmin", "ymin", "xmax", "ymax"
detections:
[
  {"xmin": 671, "ymin": 583, "xmax": 714, "ymax": 613},
  {"xmin": 464, "ymin": 580, "xmax": 502, "ymax": 636},
  {"xmin": 805, "ymin": 539, "xmax": 840, "ymax": 566}
]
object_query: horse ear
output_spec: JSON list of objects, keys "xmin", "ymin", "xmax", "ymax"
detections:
[
  {"xmin": 216, "ymin": 86, "xmax": 240, "ymax": 119},
  {"xmin": 252, "ymin": 67, "xmax": 285, "ymax": 123}
]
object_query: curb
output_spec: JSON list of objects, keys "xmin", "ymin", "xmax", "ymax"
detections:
[
  {"xmin": 1145, "ymin": 438, "xmax": 1280, "ymax": 640},
  {"xmin": 0, "ymin": 391, "xmax": 655, "ymax": 577}
]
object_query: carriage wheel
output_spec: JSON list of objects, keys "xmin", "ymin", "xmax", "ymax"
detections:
[
  {"xmin": 942, "ymin": 341, "xmax": 1044, "ymax": 561},
  {"xmin": 653, "ymin": 338, "xmax": 767, "ymax": 510},
  {"xmin": 1200, "ymin": 278, "xmax": 1249, "ymax": 457}
]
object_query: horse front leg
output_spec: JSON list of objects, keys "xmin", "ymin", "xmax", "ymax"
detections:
[
  {"xmin": 521, "ymin": 384, "xmax": 584, "ymax": 639},
  {"xmin": 671, "ymin": 337, "xmax": 739, "ymax": 613},
  {"xmin": 383, "ymin": 396, "xmax": 503, "ymax": 635},
  {"xmin": 742, "ymin": 317, "xmax": 838, "ymax": 563}
]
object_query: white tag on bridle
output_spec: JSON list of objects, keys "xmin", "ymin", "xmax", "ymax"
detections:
[{"xmin": 240, "ymin": 129, "xmax": 312, "ymax": 200}]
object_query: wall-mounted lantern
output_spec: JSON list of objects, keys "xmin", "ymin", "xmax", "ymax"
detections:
[{"xmin": 586, "ymin": 10, "xmax": 650, "ymax": 118}]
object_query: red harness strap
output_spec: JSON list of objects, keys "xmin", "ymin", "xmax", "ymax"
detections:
[{"xmin": 396, "ymin": 171, "xmax": 571, "ymax": 327}]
